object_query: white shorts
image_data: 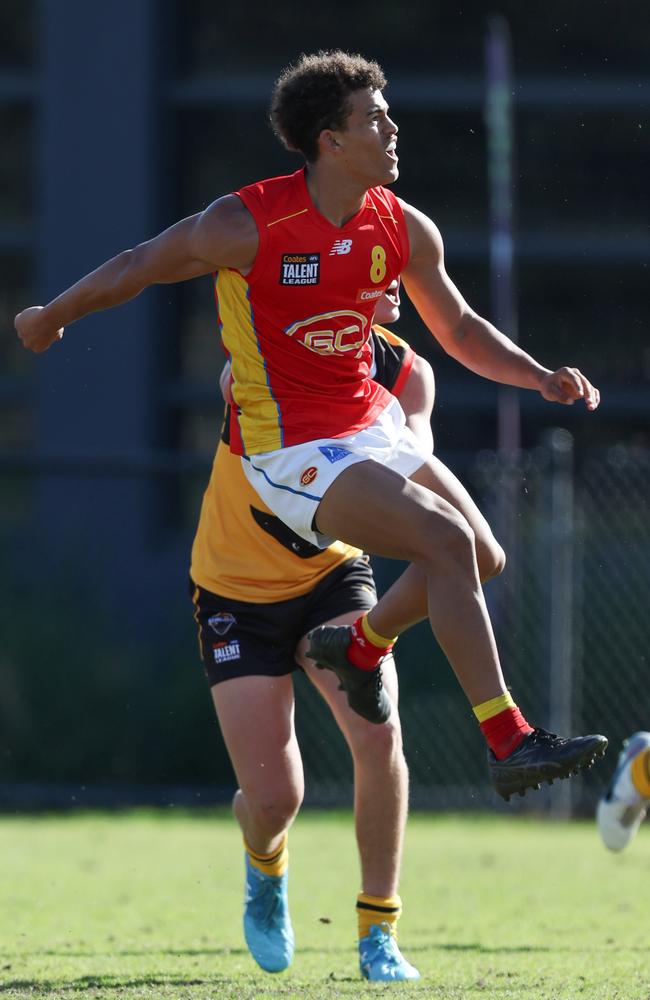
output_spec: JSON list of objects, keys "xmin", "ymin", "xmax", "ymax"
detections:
[{"xmin": 241, "ymin": 397, "xmax": 427, "ymax": 549}]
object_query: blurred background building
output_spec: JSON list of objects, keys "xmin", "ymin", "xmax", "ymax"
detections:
[{"xmin": 1, "ymin": 0, "xmax": 648, "ymax": 811}]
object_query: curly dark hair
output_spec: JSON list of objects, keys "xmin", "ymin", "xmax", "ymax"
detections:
[{"xmin": 270, "ymin": 50, "xmax": 387, "ymax": 162}]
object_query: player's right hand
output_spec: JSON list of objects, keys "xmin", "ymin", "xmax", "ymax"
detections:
[
  {"xmin": 15, "ymin": 306, "xmax": 64, "ymax": 353},
  {"xmin": 538, "ymin": 366, "xmax": 600, "ymax": 411}
]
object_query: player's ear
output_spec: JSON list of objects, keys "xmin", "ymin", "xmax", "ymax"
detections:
[{"xmin": 320, "ymin": 129, "xmax": 342, "ymax": 154}]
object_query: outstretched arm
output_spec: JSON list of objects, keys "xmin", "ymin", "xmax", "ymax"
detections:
[
  {"xmin": 15, "ymin": 195, "xmax": 258, "ymax": 354},
  {"xmin": 400, "ymin": 200, "xmax": 600, "ymax": 410}
]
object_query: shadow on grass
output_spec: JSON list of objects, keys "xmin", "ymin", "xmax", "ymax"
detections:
[
  {"xmin": 0, "ymin": 975, "xmax": 331, "ymax": 997},
  {"xmin": 6, "ymin": 939, "xmax": 632, "ymax": 966},
  {"xmin": 3, "ymin": 941, "xmax": 590, "ymax": 964},
  {"xmin": 435, "ymin": 943, "xmax": 554, "ymax": 954},
  {"xmin": 6, "ymin": 946, "xmax": 251, "ymax": 959},
  {"xmin": 1, "ymin": 976, "xmax": 229, "ymax": 994}
]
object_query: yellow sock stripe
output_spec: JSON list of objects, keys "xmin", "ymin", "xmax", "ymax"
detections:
[
  {"xmin": 357, "ymin": 893, "xmax": 402, "ymax": 939},
  {"xmin": 473, "ymin": 692, "xmax": 516, "ymax": 723},
  {"xmin": 244, "ymin": 832, "xmax": 287, "ymax": 863},
  {"xmin": 631, "ymin": 749, "xmax": 650, "ymax": 798},
  {"xmin": 360, "ymin": 614, "xmax": 398, "ymax": 649}
]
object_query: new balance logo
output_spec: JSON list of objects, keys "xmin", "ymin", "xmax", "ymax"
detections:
[{"xmin": 329, "ymin": 239, "xmax": 353, "ymax": 256}]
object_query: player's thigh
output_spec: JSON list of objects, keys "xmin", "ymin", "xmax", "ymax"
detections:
[
  {"xmin": 212, "ymin": 673, "xmax": 304, "ymax": 806},
  {"xmin": 190, "ymin": 582, "xmax": 305, "ymax": 805},
  {"xmin": 410, "ymin": 455, "xmax": 504, "ymax": 576},
  {"xmin": 314, "ymin": 460, "xmax": 472, "ymax": 562}
]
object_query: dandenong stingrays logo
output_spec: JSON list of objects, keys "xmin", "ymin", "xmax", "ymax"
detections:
[{"xmin": 208, "ymin": 612, "xmax": 236, "ymax": 636}]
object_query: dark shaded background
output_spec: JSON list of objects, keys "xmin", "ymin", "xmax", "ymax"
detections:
[{"xmin": 0, "ymin": 0, "xmax": 648, "ymax": 801}]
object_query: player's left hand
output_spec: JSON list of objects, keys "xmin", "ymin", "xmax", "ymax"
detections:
[{"xmin": 538, "ymin": 367, "xmax": 600, "ymax": 411}]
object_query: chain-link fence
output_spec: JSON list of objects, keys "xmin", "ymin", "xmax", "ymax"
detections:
[
  {"xmin": 1, "ymin": 435, "xmax": 648, "ymax": 815},
  {"xmin": 295, "ymin": 434, "xmax": 650, "ymax": 816}
]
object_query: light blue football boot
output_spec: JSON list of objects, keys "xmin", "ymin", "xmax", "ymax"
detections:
[
  {"xmin": 359, "ymin": 922, "xmax": 420, "ymax": 981},
  {"xmin": 243, "ymin": 854, "xmax": 294, "ymax": 973}
]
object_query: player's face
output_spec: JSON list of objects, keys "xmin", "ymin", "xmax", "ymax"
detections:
[{"xmin": 333, "ymin": 88, "xmax": 399, "ymax": 186}]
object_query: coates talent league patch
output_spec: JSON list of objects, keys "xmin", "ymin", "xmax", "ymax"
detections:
[{"xmin": 280, "ymin": 253, "xmax": 320, "ymax": 285}]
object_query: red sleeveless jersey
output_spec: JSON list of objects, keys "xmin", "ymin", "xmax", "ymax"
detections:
[{"xmin": 215, "ymin": 168, "xmax": 410, "ymax": 455}]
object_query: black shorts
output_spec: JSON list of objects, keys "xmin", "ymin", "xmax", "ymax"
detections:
[{"xmin": 190, "ymin": 556, "xmax": 377, "ymax": 687}]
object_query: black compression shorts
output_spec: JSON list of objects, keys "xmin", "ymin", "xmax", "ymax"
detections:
[{"xmin": 190, "ymin": 556, "xmax": 376, "ymax": 686}]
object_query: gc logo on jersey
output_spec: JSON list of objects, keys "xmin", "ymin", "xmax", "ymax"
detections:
[
  {"xmin": 280, "ymin": 252, "xmax": 320, "ymax": 285},
  {"xmin": 284, "ymin": 310, "xmax": 369, "ymax": 356}
]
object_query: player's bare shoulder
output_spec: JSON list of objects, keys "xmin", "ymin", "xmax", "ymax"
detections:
[
  {"xmin": 398, "ymin": 199, "xmax": 444, "ymax": 269},
  {"xmin": 194, "ymin": 194, "xmax": 259, "ymax": 272}
]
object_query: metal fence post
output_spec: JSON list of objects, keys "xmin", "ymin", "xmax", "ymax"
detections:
[{"xmin": 545, "ymin": 429, "xmax": 576, "ymax": 818}]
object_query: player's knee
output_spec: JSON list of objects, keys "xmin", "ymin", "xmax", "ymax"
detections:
[
  {"xmin": 349, "ymin": 710, "xmax": 404, "ymax": 765},
  {"xmin": 248, "ymin": 787, "xmax": 303, "ymax": 835},
  {"xmin": 419, "ymin": 506, "xmax": 476, "ymax": 569},
  {"xmin": 478, "ymin": 538, "xmax": 506, "ymax": 582}
]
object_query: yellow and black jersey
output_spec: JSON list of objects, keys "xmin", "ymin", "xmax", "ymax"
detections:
[{"xmin": 190, "ymin": 325, "xmax": 415, "ymax": 603}]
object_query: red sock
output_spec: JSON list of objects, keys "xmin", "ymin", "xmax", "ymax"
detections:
[
  {"xmin": 346, "ymin": 614, "xmax": 395, "ymax": 672},
  {"xmin": 480, "ymin": 707, "xmax": 534, "ymax": 760}
]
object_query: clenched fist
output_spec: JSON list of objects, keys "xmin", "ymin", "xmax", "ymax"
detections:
[{"xmin": 15, "ymin": 306, "xmax": 64, "ymax": 354}]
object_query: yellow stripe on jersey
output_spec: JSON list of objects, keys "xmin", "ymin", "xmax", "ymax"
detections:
[
  {"xmin": 366, "ymin": 203, "xmax": 397, "ymax": 224},
  {"xmin": 267, "ymin": 208, "xmax": 309, "ymax": 228},
  {"xmin": 216, "ymin": 269, "xmax": 283, "ymax": 454}
]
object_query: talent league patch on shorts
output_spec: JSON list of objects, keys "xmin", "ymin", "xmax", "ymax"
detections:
[
  {"xmin": 279, "ymin": 253, "xmax": 320, "ymax": 285},
  {"xmin": 318, "ymin": 445, "xmax": 352, "ymax": 463},
  {"xmin": 208, "ymin": 612, "xmax": 236, "ymax": 636},
  {"xmin": 212, "ymin": 639, "xmax": 241, "ymax": 664}
]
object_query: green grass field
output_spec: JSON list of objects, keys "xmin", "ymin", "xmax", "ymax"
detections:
[{"xmin": 0, "ymin": 809, "xmax": 648, "ymax": 999}]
